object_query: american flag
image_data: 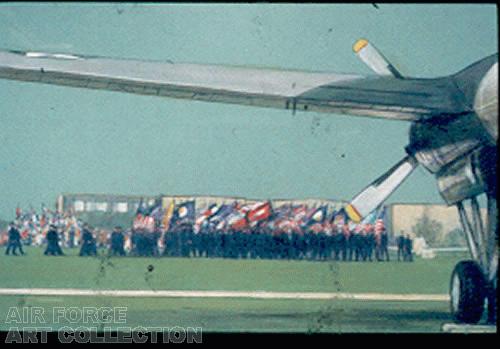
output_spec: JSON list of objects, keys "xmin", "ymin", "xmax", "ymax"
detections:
[{"xmin": 375, "ymin": 205, "xmax": 387, "ymax": 233}]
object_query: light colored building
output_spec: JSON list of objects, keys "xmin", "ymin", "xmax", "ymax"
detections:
[
  {"xmin": 57, "ymin": 193, "xmax": 159, "ymax": 215},
  {"xmin": 57, "ymin": 193, "xmax": 345, "ymax": 216},
  {"xmin": 390, "ymin": 203, "xmax": 486, "ymax": 239}
]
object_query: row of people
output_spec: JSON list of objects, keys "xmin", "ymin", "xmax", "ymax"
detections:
[
  {"xmin": 162, "ymin": 225, "xmax": 392, "ymax": 261},
  {"xmin": 4, "ymin": 222, "xmax": 413, "ymax": 262},
  {"xmin": 131, "ymin": 224, "xmax": 399, "ymax": 262}
]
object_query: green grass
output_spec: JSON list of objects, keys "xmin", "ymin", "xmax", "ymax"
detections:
[
  {"xmin": 0, "ymin": 247, "xmax": 470, "ymax": 332},
  {"xmin": 0, "ymin": 296, "xmax": 451, "ymax": 333},
  {"xmin": 0, "ymin": 247, "xmax": 468, "ymax": 293}
]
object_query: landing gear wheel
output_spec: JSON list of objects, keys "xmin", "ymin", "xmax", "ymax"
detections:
[{"xmin": 450, "ymin": 260, "xmax": 486, "ymax": 324}]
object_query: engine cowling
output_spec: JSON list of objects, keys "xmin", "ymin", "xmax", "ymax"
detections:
[
  {"xmin": 407, "ymin": 112, "xmax": 489, "ymax": 174},
  {"xmin": 428, "ymin": 145, "xmax": 496, "ymax": 205},
  {"xmin": 435, "ymin": 148, "xmax": 486, "ymax": 205}
]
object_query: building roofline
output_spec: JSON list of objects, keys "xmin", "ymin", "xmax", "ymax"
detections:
[
  {"xmin": 59, "ymin": 193, "xmax": 459, "ymax": 209},
  {"xmin": 59, "ymin": 193, "xmax": 348, "ymax": 203}
]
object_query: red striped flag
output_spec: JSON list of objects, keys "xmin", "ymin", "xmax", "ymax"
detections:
[{"xmin": 247, "ymin": 201, "xmax": 272, "ymax": 223}]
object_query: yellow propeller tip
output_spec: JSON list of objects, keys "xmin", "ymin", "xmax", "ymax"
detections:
[
  {"xmin": 346, "ymin": 204, "xmax": 362, "ymax": 223},
  {"xmin": 353, "ymin": 39, "xmax": 369, "ymax": 53}
]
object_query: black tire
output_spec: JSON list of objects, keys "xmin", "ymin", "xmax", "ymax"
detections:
[{"xmin": 450, "ymin": 260, "xmax": 486, "ymax": 324}]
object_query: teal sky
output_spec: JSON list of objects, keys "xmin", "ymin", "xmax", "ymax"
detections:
[{"xmin": 0, "ymin": 3, "xmax": 497, "ymax": 220}]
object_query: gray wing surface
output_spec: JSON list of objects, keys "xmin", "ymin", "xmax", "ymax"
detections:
[{"xmin": 0, "ymin": 49, "xmax": 470, "ymax": 121}]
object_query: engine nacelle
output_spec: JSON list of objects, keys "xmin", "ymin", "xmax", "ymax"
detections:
[
  {"xmin": 407, "ymin": 112, "xmax": 488, "ymax": 174},
  {"xmin": 434, "ymin": 145, "xmax": 496, "ymax": 205},
  {"xmin": 435, "ymin": 148, "xmax": 486, "ymax": 205}
]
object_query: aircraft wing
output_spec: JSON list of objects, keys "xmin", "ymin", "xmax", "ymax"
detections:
[{"xmin": 0, "ymin": 49, "xmax": 470, "ymax": 121}]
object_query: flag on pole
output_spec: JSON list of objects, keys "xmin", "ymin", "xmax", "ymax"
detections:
[
  {"xmin": 227, "ymin": 203, "xmax": 252, "ymax": 230},
  {"xmin": 375, "ymin": 205, "xmax": 387, "ymax": 233},
  {"xmin": 136, "ymin": 198, "xmax": 147, "ymax": 215},
  {"xmin": 171, "ymin": 201, "xmax": 196, "ymax": 229},
  {"xmin": 247, "ymin": 201, "xmax": 272, "ymax": 225},
  {"xmin": 331, "ymin": 208, "xmax": 349, "ymax": 226},
  {"xmin": 267, "ymin": 204, "xmax": 291, "ymax": 231},
  {"xmin": 305, "ymin": 205, "xmax": 327, "ymax": 227},
  {"xmin": 162, "ymin": 200, "xmax": 175, "ymax": 231},
  {"xmin": 208, "ymin": 204, "xmax": 234, "ymax": 229},
  {"xmin": 133, "ymin": 213, "xmax": 144, "ymax": 230},
  {"xmin": 143, "ymin": 215, "xmax": 155, "ymax": 232},
  {"xmin": 194, "ymin": 203, "xmax": 219, "ymax": 232},
  {"xmin": 291, "ymin": 204, "xmax": 309, "ymax": 226}
]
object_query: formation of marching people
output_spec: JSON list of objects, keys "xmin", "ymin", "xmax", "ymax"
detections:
[
  {"xmin": 2, "ymin": 200, "xmax": 414, "ymax": 262},
  {"xmin": 159, "ymin": 223, "xmax": 392, "ymax": 262}
]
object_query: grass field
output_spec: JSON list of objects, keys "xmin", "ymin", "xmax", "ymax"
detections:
[{"xmin": 0, "ymin": 247, "xmax": 470, "ymax": 332}]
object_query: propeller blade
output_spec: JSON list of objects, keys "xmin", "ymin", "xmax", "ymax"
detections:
[
  {"xmin": 353, "ymin": 39, "xmax": 404, "ymax": 78},
  {"xmin": 346, "ymin": 155, "xmax": 418, "ymax": 222}
]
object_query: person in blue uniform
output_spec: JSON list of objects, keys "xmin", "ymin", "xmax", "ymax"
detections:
[
  {"xmin": 109, "ymin": 226, "xmax": 126, "ymax": 256},
  {"xmin": 380, "ymin": 229, "xmax": 390, "ymax": 261},
  {"xmin": 5, "ymin": 222, "xmax": 25, "ymax": 256},
  {"xmin": 397, "ymin": 232, "xmax": 405, "ymax": 261},
  {"xmin": 44, "ymin": 225, "xmax": 64, "ymax": 256},
  {"xmin": 79, "ymin": 224, "xmax": 97, "ymax": 256},
  {"xmin": 404, "ymin": 234, "xmax": 413, "ymax": 262}
]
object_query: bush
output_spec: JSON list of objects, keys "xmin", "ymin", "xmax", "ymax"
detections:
[
  {"xmin": 440, "ymin": 228, "xmax": 467, "ymax": 247},
  {"xmin": 412, "ymin": 209, "xmax": 443, "ymax": 247}
]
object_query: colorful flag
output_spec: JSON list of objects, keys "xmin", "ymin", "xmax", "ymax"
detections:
[
  {"xmin": 229, "ymin": 216, "xmax": 248, "ymax": 230},
  {"xmin": 247, "ymin": 201, "xmax": 272, "ymax": 224},
  {"xmin": 208, "ymin": 204, "xmax": 234, "ymax": 226},
  {"xmin": 171, "ymin": 201, "xmax": 196, "ymax": 228},
  {"xmin": 290, "ymin": 204, "xmax": 309, "ymax": 228},
  {"xmin": 305, "ymin": 206, "xmax": 328, "ymax": 227},
  {"xmin": 196, "ymin": 203, "xmax": 219, "ymax": 224},
  {"xmin": 144, "ymin": 197, "xmax": 161, "ymax": 214},
  {"xmin": 267, "ymin": 204, "xmax": 291, "ymax": 230},
  {"xmin": 143, "ymin": 215, "xmax": 155, "ymax": 232},
  {"xmin": 375, "ymin": 205, "xmax": 387, "ymax": 233},
  {"xmin": 227, "ymin": 203, "xmax": 252, "ymax": 230},
  {"xmin": 194, "ymin": 203, "xmax": 219, "ymax": 232},
  {"xmin": 133, "ymin": 213, "xmax": 144, "ymax": 230},
  {"xmin": 331, "ymin": 208, "xmax": 349, "ymax": 226},
  {"xmin": 162, "ymin": 200, "xmax": 175, "ymax": 231},
  {"xmin": 147, "ymin": 198, "xmax": 164, "ymax": 223},
  {"xmin": 136, "ymin": 198, "xmax": 147, "ymax": 215}
]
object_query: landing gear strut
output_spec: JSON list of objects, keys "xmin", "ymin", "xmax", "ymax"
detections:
[{"xmin": 451, "ymin": 194, "xmax": 497, "ymax": 324}]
